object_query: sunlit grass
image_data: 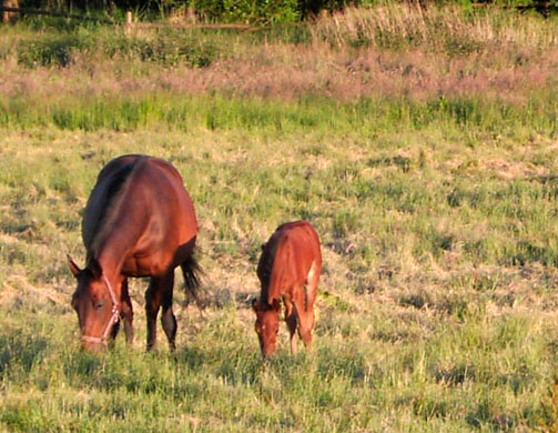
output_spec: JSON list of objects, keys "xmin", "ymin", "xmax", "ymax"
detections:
[
  {"xmin": 1, "ymin": 108, "xmax": 557, "ymax": 430},
  {"xmin": 1, "ymin": 4, "xmax": 558, "ymax": 431}
]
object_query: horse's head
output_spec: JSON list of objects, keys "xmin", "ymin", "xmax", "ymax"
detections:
[
  {"xmin": 68, "ymin": 256, "xmax": 118, "ymax": 352},
  {"xmin": 252, "ymin": 298, "xmax": 281, "ymax": 358}
]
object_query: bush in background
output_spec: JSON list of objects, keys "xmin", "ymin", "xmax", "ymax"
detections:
[{"xmin": 13, "ymin": 0, "xmax": 556, "ymax": 24}]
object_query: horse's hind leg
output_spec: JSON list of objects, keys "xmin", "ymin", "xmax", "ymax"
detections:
[
  {"xmin": 145, "ymin": 278, "xmax": 162, "ymax": 351},
  {"xmin": 160, "ymin": 272, "xmax": 177, "ymax": 351},
  {"xmin": 284, "ymin": 299, "xmax": 298, "ymax": 353},
  {"xmin": 121, "ymin": 278, "xmax": 134, "ymax": 344},
  {"xmin": 145, "ymin": 272, "xmax": 176, "ymax": 351}
]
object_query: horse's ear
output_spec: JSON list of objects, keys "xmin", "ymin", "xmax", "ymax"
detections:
[
  {"xmin": 260, "ymin": 244, "xmax": 265, "ymax": 251},
  {"xmin": 252, "ymin": 299, "xmax": 260, "ymax": 311},
  {"xmin": 67, "ymin": 255, "xmax": 81, "ymax": 278},
  {"xmin": 271, "ymin": 299, "xmax": 281, "ymax": 312},
  {"xmin": 88, "ymin": 258, "xmax": 103, "ymax": 279}
]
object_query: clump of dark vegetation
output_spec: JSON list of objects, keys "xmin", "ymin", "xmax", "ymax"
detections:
[
  {"xmin": 14, "ymin": 0, "xmax": 558, "ymax": 26},
  {"xmin": 16, "ymin": 30, "xmax": 218, "ymax": 68}
]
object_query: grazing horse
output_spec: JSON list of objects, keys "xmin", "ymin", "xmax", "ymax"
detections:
[
  {"xmin": 252, "ymin": 221, "xmax": 322, "ymax": 358},
  {"xmin": 68, "ymin": 155, "xmax": 201, "ymax": 352}
]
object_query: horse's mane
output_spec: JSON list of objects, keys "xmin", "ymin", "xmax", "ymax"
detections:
[{"xmin": 83, "ymin": 158, "xmax": 139, "ymax": 260}]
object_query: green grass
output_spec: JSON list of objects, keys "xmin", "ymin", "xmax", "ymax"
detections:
[
  {"xmin": 1, "ymin": 100, "xmax": 557, "ymax": 431},
  {"xmin": 2, "ymin": 4, "xmax": 558, "ymax": 432},
  {"xmin": 1, "ymin": 92, "xmax": 556, "ymax": 137}
]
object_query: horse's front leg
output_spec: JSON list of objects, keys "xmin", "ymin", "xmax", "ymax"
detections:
[{"xmin": 120, "ymin": 278, "xmax": 134, "ymax": 344}]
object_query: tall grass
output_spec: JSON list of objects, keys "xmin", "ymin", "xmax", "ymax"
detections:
[{"xmin": 312, "ymin": 3, "xmax": 558, "ymax": 50}]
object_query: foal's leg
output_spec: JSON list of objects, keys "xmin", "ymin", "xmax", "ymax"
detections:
[
  {"xmin": 120, "ymin": 278, "xmax": 134, "ymax": 344},
  {"xmin": 292, "ymin": 284, "xmax": 314, "ymax": 348},
  {"xmin": 300, "ymin": 306, "xmax": 315, "ymax": 348},
  {"xmin": 303, "ymin": 261, "xmax": 320, "ymax": 340},
  {"xmin": 284, "ymin": 299, "xmax": 298, "ymax": 353},
  {"xmin": 160, "ymin": 272, "xmax": 178, "ymax": 351}
]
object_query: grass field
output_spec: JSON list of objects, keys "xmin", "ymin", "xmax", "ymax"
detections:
[{"xmin": 1, "ymin": 4, "xmax": 558, "ymax": 432}]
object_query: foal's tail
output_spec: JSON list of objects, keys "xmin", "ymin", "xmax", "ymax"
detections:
[{"xmin": 181, "ymin": 254, "xmax": 204, "ymax": 309}]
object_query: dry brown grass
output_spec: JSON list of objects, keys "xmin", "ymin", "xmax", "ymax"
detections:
[
  {"xmin": 312, "ymin": 4, "xmax": 558, "ymax": 49},
  {"xmin": 2, "ymin": 43, "xmax": 556, "ymax": 105},
  {"xmin": 1, "ymin": 5, "xmax": 557, "ymax": 105}
]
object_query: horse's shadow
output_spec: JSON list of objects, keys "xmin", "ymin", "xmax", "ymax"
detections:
[
  {"xmin": 172, "ymin": 344, "xmax": 207, "ymax": 370},
  {"xmin": 0, "ymin": 333, "xmax": 48, "ymax": 376}
]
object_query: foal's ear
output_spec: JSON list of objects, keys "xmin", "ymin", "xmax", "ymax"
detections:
[
  {"xmin": 88, "ymin": 258, "xmax": 103, "ymax": 279},
  {"xmin": 271, "ymin": 299, "xmax": 281, "ymax": 312},
  {"xmin": 67, "ymin": 255, "xmax": 82, "ymax": 278},
  {"xmin": 252, "ymin": 299, "xmax": 260, "ymax": 312}
]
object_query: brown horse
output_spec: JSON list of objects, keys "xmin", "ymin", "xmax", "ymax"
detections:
[
  {"xmin": 68, "ymin": 155, "xmax": 201, "ymax": 352},
  {"xmin": 252, "ymin": 221, "xmax": 322, "ymax": 358}
]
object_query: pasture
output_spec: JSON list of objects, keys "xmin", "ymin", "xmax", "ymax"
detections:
[{"xmin": 1, "ymin": 5, "xmax": 558, "ymax": 431}]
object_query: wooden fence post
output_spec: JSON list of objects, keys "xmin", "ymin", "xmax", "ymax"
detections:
[
  {"xmin": 2, "ymin": 0, "xmax": 19, "ymax": 23},
  {"xmin": 124, "ymin": 10, "xmax": 132, "ymax": 35}
]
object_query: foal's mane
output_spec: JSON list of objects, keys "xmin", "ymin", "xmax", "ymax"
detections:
[{"xmin": 258, "ymin": 234, "xmax": 281, "ymax": 305}]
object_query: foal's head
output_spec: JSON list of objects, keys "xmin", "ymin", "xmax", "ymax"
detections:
[
  {"xmin": 252, "ymin": 298, "xmax": 281, "ymax": 358},
  {"xmin": 68, "ymin": 256, "xmax": 117, "ymax": 352}
]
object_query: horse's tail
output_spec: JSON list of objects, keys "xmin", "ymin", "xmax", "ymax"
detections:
[{"xmin": 181, "ymin": 253, "xmax": 204, "ymax": 309}]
